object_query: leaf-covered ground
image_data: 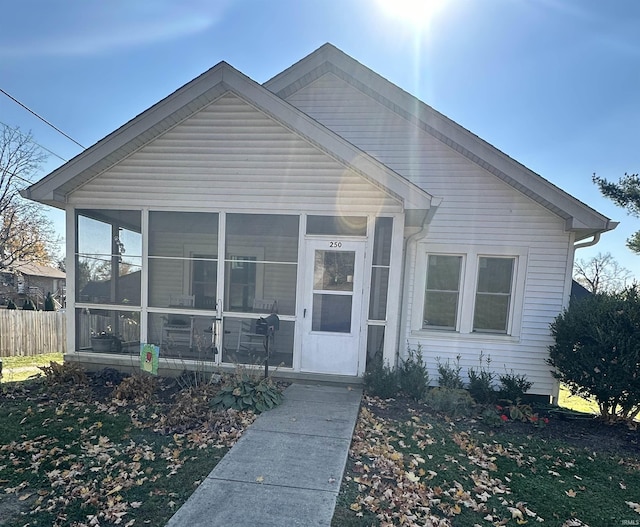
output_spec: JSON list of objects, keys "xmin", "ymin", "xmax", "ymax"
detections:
[
  {"xmin": 0, "ymin": 374, "xmax": 258, "ymax": 527},
  {"xmin": 333, "ymin": 395, "xmax": 640, "ymax": 527}
]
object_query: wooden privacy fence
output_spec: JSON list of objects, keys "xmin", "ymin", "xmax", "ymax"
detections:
[{"xmin": 0, "ymin": 311, "xmax": 66, "ymax": 357}]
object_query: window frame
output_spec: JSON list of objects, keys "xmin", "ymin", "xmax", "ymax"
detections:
[{"xmin": 413, "ymin": 244, "xmax": 527, "ymax": 339}]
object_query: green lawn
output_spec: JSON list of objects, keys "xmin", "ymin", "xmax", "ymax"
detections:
[
  {"xmin": 558, "ymin": 384, "xmax": 600, "ymax": 415},
  {"xmin": 332, "ymin": 396, "xmax": 640, "ymax": 527},
  {"xmin": 0, "ymin": 368, "xmax": 257, "ymax": 527},
  {"xmin": 0, "ymin": 353, "xmax": 64, "ymax": 383}
]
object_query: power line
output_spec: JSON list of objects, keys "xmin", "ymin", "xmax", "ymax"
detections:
[
  {"xmin": 0, "ymin": 121, "xmax": 68, "ymax": 162},
  {"xmin": 0, "ymin": 87, "xmax": 86, "ymax": 149}
]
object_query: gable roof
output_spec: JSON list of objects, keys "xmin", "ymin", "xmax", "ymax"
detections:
[
  {"xmin": 265, "ymin": 44, "xmax": 616, "ymax": 241},
  {"xmin": 21, "ymin": 60, "xmax": 435, "ymax": 222},
  {"xmin": 5, "ymin": 261, "xmax": 66, "ymax": 279}
]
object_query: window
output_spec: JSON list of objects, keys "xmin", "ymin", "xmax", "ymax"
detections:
[
  {"xmin": 415, "ymin": 245, "xmax": 526, "ymax": 338},
  {"xmin": 423, "ymin": 255, "xmax": 462, "ymax": 330},
  {"xmin": 473, "ymin": 257, "xmax": 515, "ymax": 333}
]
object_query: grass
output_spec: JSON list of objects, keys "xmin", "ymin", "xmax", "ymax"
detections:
[
  {"xmin": 558, "ymin": 384, "xmax": 600, "ymax": 415},
  {"xmin": 0, "ymin": 363, "xmax": 260, "ymax": 527},
  {"xmin": 332, "ymin": 396, "xmax": 640, "ymax": 527},
  {"xmin": 0, "ymin": 352, "xmax": 64, "ymax": 383}
]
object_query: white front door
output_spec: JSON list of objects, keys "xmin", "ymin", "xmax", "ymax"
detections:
[{"xmin": 300, "ymin": 238, "xmax": 365, "ymax": 375}]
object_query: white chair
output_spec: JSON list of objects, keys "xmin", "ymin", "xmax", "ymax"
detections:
[{"xmin": 169, "ymin": 294, "xmax": 195, "ymax": 308}]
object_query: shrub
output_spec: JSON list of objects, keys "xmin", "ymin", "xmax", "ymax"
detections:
[
  {"xmin": 22, "ymin": 298, "xmax": 36, "ymax": 310},
  {"xmin": 38, "ymin": 361, "xmax": 88, "ymax": 386},
  {"xmin": 467, "ymin": 352, "xmax": 497, "ymax": 404},
  {"xmin": 399, "ymin": 344, "xmax": 429, "ymax": 400},
  {"xmin": 424, "ymin": 387, "xmax": 474, "ymax": 417},
  {"xmin": 112, "ymin": 373, "xmax": 157, "ymax": 403},
  {"xmin": 498, "ymin": 371, "xmax": 533, "ymax": 403},
  {"xmin": 6, "ymin": 299, "xmax": 16, "ymax": 310},
  {"xmin": 436, "ymin": 355, "xmax": 464, "ymax": 389},
  {"xmin": 211, "ymin": 372, "xmax": 283, "ymax": 413},
  {"xmin": 364, "ymin": 358, "xmax": 398, "ymax": 399},
  {"xmin": 548, "ymin": 285, "xmax": 640, "ymax": 422}
]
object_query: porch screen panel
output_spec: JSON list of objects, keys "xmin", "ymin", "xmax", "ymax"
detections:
[
  {"xmin": 148, "ymin": 212, "xmax": 218, "ymax": 311},
  {"xmin": 225, "ymin": 214, "xmax": 299, "ymax": 316},
  {"xmin": 369, "ymin": 217, "xmax": 392, "ymax": 320},
  {"xmin": 76, "ymin": 210, "xmax": 142, "ymax": 306}
]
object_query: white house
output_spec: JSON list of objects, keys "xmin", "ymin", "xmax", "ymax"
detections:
[{"xmin": 23, "ymin": 44, "xmax": 615, "ymax": 397}]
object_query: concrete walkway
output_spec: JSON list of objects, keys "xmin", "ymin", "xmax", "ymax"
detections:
[{"xmin": 165, "ymin": 383, "xmax": 362, "ymax": 527}]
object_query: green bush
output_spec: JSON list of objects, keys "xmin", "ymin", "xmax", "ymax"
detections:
[
  {"xmin": 498, "ymin": 371, "xmax": 533, "ymax": 403},
  {"xmin": 424, "ymin": 387, "xmax": 474, "ymax": 417},
  {"xmin": 436, "ymin": 355, "xmax": 464, "ymax": 389},
  {"xmin": 548, "ymin": 285, "xmax": 640, "ymax": 422},
  {"xmin": 6, "ymin": 299, "xmax": 16, "ymax": 310},
  {"xmin": 467, "ymin": 353, "xmax": 497, "ymax": 404},
  {"xmin": 364, "ymin": 358, "xmax": 399, "ymax": 399},
  {"xmin": 22, "ymin": 298, "xmax": 36, "ymax": 310},
  {"xmin": 211, "ymin": 373, "xmax": 283, "ymax": 413},
  {"xmin": 399, "ymin": 345, "xmax": 429, "ymax": 400}
]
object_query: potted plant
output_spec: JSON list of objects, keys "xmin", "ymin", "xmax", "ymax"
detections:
[{"xmin": 90, "ymin": 332, "xmax": 121, "ymax": 352}]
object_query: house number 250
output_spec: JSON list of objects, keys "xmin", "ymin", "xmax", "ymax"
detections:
[{"xmin": 329, "ymin": 241, "xmax": 342, "ymax": 248}]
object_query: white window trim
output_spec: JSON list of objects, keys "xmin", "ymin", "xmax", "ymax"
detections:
[{"xmin": 412, "ymin": 243, "xmax": 528, "ymax": 339}]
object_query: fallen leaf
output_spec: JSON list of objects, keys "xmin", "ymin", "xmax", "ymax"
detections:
[
  {"xmin": 256, "ymin": 476, "xmax": 264, "ymax": 483},
  {"xmin": 565, "ymin": 489, "xmax": 577, "ymax": 498}
]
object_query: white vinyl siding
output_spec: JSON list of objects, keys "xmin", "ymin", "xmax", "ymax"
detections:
[
  {"xmin": 286, "ymin": 73, "xmax": 571, "ymax": 395},
  {"xmin": 70, "ymin": 93, "xmax": 400, "ymax": 215}
]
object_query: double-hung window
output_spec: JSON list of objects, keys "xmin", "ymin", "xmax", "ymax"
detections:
[
  {"xmin": 473, "ymin": 257, "xmax": 515, "ymax": 334},
  {"xmin": 418, "ymin": 246, "xmax": 524, "ymax": 337},
  {"xmin": 423, "ymin": 255, "xmax": 462, "ymax": 330}
]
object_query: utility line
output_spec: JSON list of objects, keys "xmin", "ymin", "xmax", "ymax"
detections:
[
  {"xmin": 0, "ymin": 120, "xmax": 68, "ymax": 162},
  {"xmin": 0, "ymin": 87, "xmax": 86, "ymax": 149}
]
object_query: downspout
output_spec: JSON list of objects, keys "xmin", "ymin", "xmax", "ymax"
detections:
[
  {"xmin": 573, "ymin": 232, "xmax": 601, "ymax": 250},
  {"xmin": 394, "ymin": 200, "xmax": 441, "ymax": 367}
]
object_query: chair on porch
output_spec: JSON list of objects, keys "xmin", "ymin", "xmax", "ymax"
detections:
[{"xmin": 235, "ymin": 299, "xmax": 277, "ymax": 356}]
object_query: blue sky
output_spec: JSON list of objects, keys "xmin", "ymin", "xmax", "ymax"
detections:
[{"xmin": 1, "ymin": 0, "xmax": 639, "ymax": 278}]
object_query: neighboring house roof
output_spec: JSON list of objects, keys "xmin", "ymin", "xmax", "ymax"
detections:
[
  {"xmin": 6, "ymin": 261, "xmax": 66, "ymax": 280},
  {"xmin": 21, "ymin": 43, "xmax": 614, "ymax": 240},
  {"xmin": 570, "ymin": 280, "xmax": 592, "ymax": 301},
  {"xmin": 79, "ymin": 270, "xmax": 141, "ymax": 305}
]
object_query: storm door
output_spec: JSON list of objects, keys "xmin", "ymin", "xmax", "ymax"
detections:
[{"xmin": 301, "ymin": 238, "xmax": 365, "ymax": 375}]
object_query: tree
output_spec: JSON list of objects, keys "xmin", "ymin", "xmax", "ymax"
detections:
[
  {"xmin": 44, "ymin": 292, "xmax": 56, "ymax": 311},
  {"xmin": 593, "ymin": 172, "xmax": 640, "ymax": 254},
  {"xmin": 573, "ymin": 252, "xmax": 632, "ymax": 293},
  {"xmin": 0, "ymin": 124, "xmax": 59, "ymax": 270}
]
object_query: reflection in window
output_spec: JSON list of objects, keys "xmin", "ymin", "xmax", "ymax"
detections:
[
  {"xmin": 76, "ymin": 210, "xmax": 142, "ymax": 306},
  {"xmin": 314, "ymin": 251, "xmax": 355, "ymax": 292}
]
